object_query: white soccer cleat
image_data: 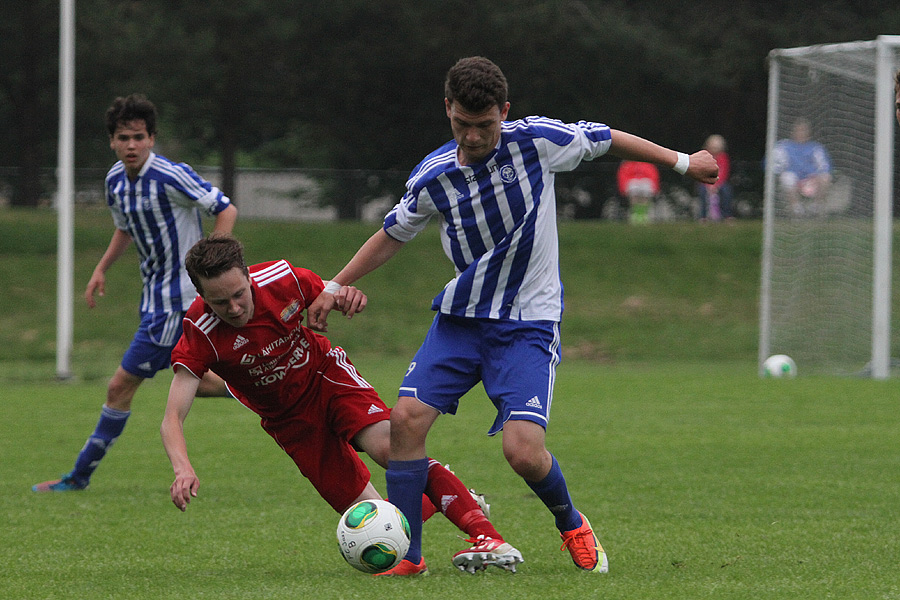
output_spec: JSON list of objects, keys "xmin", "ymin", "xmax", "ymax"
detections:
[
  {"xmin": 452, "ymin": 535, "xmax": 524, "ymax": 574},
  {"xmin": 469, "ymin": 488, "xmax": 491, "ymax": 519}
]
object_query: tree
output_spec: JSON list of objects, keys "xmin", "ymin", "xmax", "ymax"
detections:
[
  {"xmin": 3, "ymin": 0, "xmax": 900, "ymax": 209},
  {"xmin": 0, "ymin": 2, "xmax": 58, "ymax": 206}
]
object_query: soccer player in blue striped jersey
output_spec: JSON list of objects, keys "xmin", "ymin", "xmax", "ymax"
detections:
[
  {"xmin": 33, "ymin": 94, "xmax": 237, "ymax": 493},
  {"xmin": 309, "ymin": 57, "xmax": 718, "ymax": 575}
]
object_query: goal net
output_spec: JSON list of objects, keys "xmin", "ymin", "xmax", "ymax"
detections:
[{"xmin": 759, "ymin": 37, "xmax": 900, "ymax": 378}]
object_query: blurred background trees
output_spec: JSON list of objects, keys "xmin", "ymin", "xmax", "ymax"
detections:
[{"xmin": 1, "ymin": 0, "xmax": 898, "ymax": 207}]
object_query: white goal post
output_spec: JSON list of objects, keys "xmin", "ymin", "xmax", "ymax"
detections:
[{"xmin": 759, "ymin": 35, "xmax": 900, "ymax": 379}]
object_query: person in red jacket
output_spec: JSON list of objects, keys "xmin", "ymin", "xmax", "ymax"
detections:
[{"xmin": 616, "ymin": 160, "xmax": 660, "ymax": 224}]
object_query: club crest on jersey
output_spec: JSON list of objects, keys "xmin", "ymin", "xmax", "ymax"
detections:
[
  {"xmin": 499, "ymin": 164, "xmax": 518, "ymax": 183},
  {"xmin": 280, "ymin": 299, "xmax": 301, "ymax": 323}
]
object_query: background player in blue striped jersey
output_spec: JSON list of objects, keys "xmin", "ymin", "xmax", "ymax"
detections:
[
  {"xmin": 309, "ymin": 56, "xmax": 719, "ymax": 575},
  {"xmin": 33, "ymin": 94, "xmax": 238, "ymax": 492}
]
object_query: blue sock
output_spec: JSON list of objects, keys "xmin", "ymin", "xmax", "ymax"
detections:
[
  {"xmin": 72, "ymin": 405, "xmax": 130, "ymax": 484},
  {"xmin": 386, "ymin": 458, "xmax": 429, "ymax": 563},
  {"xmin": 525, "ymin": 454, "xmax": 583, "ymax": 532}
]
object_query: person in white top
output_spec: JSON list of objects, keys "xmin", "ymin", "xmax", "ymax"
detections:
[
  {"xmin": 33, "ymin": 94, "xmax": 237, "ymax": 493},
  {"xmin": 309, "ymin": 56, "xmax": 718, "ymax": 575}
]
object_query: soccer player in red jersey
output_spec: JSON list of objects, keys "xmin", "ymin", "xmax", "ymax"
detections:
[{"xmin": 160, "ymin": 236, "xmax": 522, "ymax": 575}]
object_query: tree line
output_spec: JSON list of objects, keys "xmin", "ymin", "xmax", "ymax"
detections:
[{"xmin": 1, "ymin": 0, "xmax": 897, "ymax": 207}]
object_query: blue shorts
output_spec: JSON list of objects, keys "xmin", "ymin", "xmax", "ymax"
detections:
[
  {"xmin": 121, "ymin": 311, "xmax": 185, "ymax": 378},
  {"xmin": 399, "ymin": 313, "xmax": 561, "ymax": 436}
]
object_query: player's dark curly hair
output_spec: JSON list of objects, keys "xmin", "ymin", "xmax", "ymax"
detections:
[
  {"xmin": 105, "ymin": 93, "xmax": 157, "ymax": 136},
  {"xmin": 895, "ymin": 69, "xmax": 900, "ymax": 95},
  {"xmin": 185, "ymin": 235, "xmax": 249, "ymax": 297},
  {"xmin": 444, "ymin": 56, "xmax": 508, "ymax": 112}
]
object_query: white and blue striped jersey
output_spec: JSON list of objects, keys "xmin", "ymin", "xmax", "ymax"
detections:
[
  {"xmin": 105, "ymin": 152, "xmax": 232, "ymax": 315},
  {"xmin": 383, "ymin": 117, "xmax": 612, "ymax": 322}
]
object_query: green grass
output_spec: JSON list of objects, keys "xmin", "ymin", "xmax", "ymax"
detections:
[
  {"xmin": 3, "ymin": 207, "xmax": 900, "ymax": 598},
  {"xmin": 0, "ymin": 206, "xmax": 763, "ymax": 379},
  {"xmin": 4, "ymin": 362, "xmax": 900, "ymax": 599}
]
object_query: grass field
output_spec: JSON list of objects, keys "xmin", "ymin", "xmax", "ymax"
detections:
[
  {"xmin": 5, "ymin": 362, "xmax": 900, "ymax": 599},
  {"xmin": 2, "ymin": 208, "xmax": 900, "ymax": 598},
  {"xmin": 2, "ymin": 207, "xmax": 764, "ymax": 376}
]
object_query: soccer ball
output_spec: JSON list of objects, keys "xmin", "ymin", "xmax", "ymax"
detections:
[
  {"xmin": 763, "ymin": 354, "xmax": 797, "ymax": 378},
  {"xmin": 336, "ymin": 499, "xmax": 411, "ymax": 573}
]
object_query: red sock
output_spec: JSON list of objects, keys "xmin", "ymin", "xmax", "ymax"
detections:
[
  {"xmin": 421, "ymin": 494, "xmax": 438, "ymax": 522},
  {"xmin": 423, "ymin": 459, "xmax": 502, "ymax": 541}
]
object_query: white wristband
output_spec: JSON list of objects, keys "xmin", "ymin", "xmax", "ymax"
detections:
[
  {"xmin": 323, "ymin": 281, "xmax": 342, "ymax": 295},
  {"xmin": 673, "ymin": 152, "xmax": 690, "ymax": 175}
]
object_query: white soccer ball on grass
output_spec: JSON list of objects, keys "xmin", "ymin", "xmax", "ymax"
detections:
[
  {"xmin": 763, "ymin": 354, "xmax": 797, "ymax": 378},
  {"xmin": 336, "ymin": 499, "xmax": 411, "ymax": 573}
]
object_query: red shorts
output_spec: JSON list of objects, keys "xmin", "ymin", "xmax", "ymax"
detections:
[{"xmin": 247, "ymin": 347, "xmax": 390, "ymax": 512}]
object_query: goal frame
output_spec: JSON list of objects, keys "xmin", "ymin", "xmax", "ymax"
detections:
[{"xmin": 759, "ymin": 35, "xmax": 900, "ymax": 379}]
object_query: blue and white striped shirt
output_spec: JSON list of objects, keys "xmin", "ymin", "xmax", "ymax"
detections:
[
  {"xmin": 384, "ymin": 117, "xmax": 612, "ymax": 322},
  {"xmin": 106, "ymin": 152, "xmax": 231, "ymax": 316}
]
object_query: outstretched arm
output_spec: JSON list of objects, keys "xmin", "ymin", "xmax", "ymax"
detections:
[
  {"xmin": 161, "ymin": 367, "xmax": 202, "ymax": 511},
  {"xmin": 608, "ymin": 130, "xmax": 719, "ymax": 184},
  {"xmin": 307, "ymin": 229, "xmax": 405, "ymax": 331}
]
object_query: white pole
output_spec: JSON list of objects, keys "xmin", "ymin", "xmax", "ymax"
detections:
[
  {"xmin": 870, "ymin": 35, "xmax": 898, "ymax": 379},
  {"xmin": 56, "ymin": 0, "xmax": 75, "ymax": 380},
  {"xmin": 758, "ymin": 52, "xmax": 780, "ymax": 376}
]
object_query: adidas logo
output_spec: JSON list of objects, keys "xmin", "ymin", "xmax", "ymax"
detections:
[
  {"xmin": 441, "ymin": 494, "xmax": 458, "ymax": 512},
  {"xmin": 525, "ymin": 396, "xmax": 543, "ymax": 409},
  {"xmin": 367, "ymin": 404, "xmax": 384, "ymax": 415},
  {"xmin": 233, "ymin": 335, "xmax": 249, "ymax": 350},
  {"xmin": 137, "ymin": 361, "xmax": 152, "ymax": 371}
]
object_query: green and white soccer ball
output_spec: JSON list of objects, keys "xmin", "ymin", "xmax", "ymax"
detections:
[
  {"xmin": 336, "ymin": 499, "xmax": 411, "ymax": 573},
  {"xmin": 763, "ymin": 354, "xmax": 797, "ymax": 378}
]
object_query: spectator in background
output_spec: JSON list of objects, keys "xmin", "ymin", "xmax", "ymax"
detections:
[
  {"xmin": 895, "ymin": 69, "xmax": 900, "ymax": 126},
  {"xmin": 771, "ymin": 118, "xmax": 832, "ymax": 217},
  {"xmin": 616, "ymin": 160, "xmax": 659, "ymax": 224},
  {"xmin": 696, "ymin": 134, "xmax": 732, "ymax": 221}
]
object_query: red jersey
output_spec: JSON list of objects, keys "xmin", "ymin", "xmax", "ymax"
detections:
[{"xmin": 171, "ymin": 260, "xmax": 333, "ymax": 419}]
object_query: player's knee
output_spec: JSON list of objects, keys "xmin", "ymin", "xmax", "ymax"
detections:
[
  {"xmin": 504, "ymin": 448, "xmax": 546, "ymax": 480},
  {"xmin": 106, "ymin": 371, "xmax": 141, "ymax": 410},
  {"xmin": 389, "ymin": 398, "xmax": 432, "ymax": 431},
  {"xmin": 502, "ymin": 422, "xmax": 550, "ymax": 480},
  {"xmin": 367, "ymin": 441, "xmax": 390, "ymax": 468},
  {"xmin": 388, "ymin": 398, "xmax": 436, "ymax": 452},
  {"xmin": 355, "ymin": 421, "xmax": 391, "ymax": 468},
  {"xmin": 388, "ymin": 409, "xmax": 420, "ymax": 444}
]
